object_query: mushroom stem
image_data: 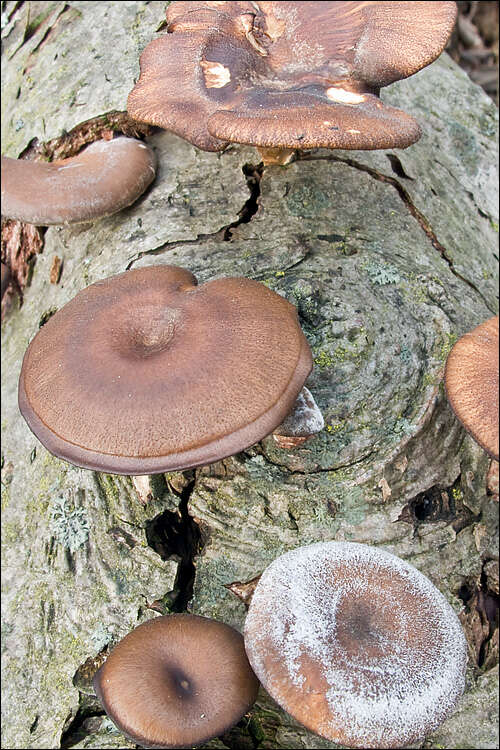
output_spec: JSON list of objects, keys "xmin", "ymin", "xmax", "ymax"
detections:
[
  {"xmin": 256, "ymin": 146, "xmax": 296, "ymax": 166},
  {"xmin": 272, "ymin": 386, "xmax": 324, "ymax": 449}
]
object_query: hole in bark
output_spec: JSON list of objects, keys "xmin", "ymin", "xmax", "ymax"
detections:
[{"xmin": 399, "ymin": 477, "xmax": 475, "ymax": 531}]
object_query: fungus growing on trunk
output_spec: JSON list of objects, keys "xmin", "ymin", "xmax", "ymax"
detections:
[
  {"xmin": 93, "ymin": 614, "xmax": 259, "ymax": 748},
  {"xmin": 244, "ymin": 541, "xmax": 468, "ymax": 748},
  {"xmin": 18, "ymin": 265, "xmax": 313, "ymax": 474},
  {"xmin": 128, "ymin": 1, "xmax": 457, "ymax": 164},
  {"xmin": 445, "ymin": 315, "xmax": 499, "ymax": 460},
  {"xmin": 1, "ymin": 137, "xmax": 156, "ymax": 225},
  {"xmin": 272, "ymin": 385, "xmax": 324, "ymax": 448}
]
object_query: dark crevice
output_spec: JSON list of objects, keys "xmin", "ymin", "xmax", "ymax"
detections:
[
  {"xmin": 260, "ymin": 443, "xmax": 375, "ymax": 475},
  {"xmin": 223, "ymin": 162, "xmax": 263, "ymax": 240},
  {"xmin": 458, "ymin": 566, "xmax": 499, "ymax": 669},
  {"xmin": 59, "ymin": 705, "xmax": 106, "ymax": 749},
  {"xmin": 398, "ymin": 476, "xmax": 476, "ymax": 533},
  {"xmin": 145, "ymin": 477, "xmax": 202, "ymax": 613},
  {"xmin": 297, "ymin": 152, "xmax": 492, "ymax": 308},
  {"xmin": 127, "ymin": 163, "xmax": 263, "ymax": 270},
  {"xmin": 386, "ymin": 154, "xmax": 414, "ymax": 180}
]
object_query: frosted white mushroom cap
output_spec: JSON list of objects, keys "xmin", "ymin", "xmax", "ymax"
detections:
[{"xmin": 244, "ymin": 541, "xmax": 468, "ymax": 749}]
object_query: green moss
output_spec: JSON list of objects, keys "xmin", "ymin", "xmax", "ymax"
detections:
[
  {"xmin": 440, "ymin": 332, "xmax": 458, "ymax": 360},
  {"xmin": 339, "ymin": 487, "xmax": 368, "ymax": 527},
  {"xmin": 95, "ymin": 473, "xmax": 121, "ymax": 510},
  {"xmin": 1, "ymin": 486, "xmax": 10, "ymax": 511},
  {"xmin": 314, "ymin": 348, "xmax": 334, "ymax": 369},
  {"xmin": 248, "ymin": 716, "xmax": 266, "ymax": 744},
  {"xmin": 2, "ymin": 520, "xmax": 21, "ymax": 544},
  {"xmin": 490, "ymin": 220, "xmax": 499, "ymax": 232}
]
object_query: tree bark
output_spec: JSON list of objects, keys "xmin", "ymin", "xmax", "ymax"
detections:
[{"xmin": 1, "ymin": 2, "xmax": 498, "ymax": 748}]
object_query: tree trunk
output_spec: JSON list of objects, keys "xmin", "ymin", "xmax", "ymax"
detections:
[{"xmin": 1, "ymin": 2, "xmax": 498, "ymax": 749}]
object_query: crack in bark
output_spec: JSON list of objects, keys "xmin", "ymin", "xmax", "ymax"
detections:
[
  {"xmin": 145, "ymin": 475, "xmax": 202, "ymax": 613},
  {"xmin": 126, "ymin": 162, "xmax": 263, "ymax": 270},
  {"xmin": 259, "ymin": 444, "xmax": 375, "ymax": 476},
  {"xmin": 59, "ymin": 704, "xmax": 106, "ymax": 749},
  {"xmin": 297, "ymin": 152, "xmax": 492, "ymax": 308}
]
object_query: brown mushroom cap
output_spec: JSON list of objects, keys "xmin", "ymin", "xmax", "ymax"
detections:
[
  {"xmin": 128, "ymin": 1, "xmax": 456, "ymax": 152},
  {"xmin": 444, "ymin": 315, "xmax": 499, "ymax": 460},
  {"xmin": 93, "ymin": 614, "xmax": 260, "ymax": 749},
  {"xmin": 1, "ymin": 137, "xmax": 156, "ymax": 225},
  {"xmin": 18, "ymin": 265, "xmax": 312, "ymax": 474},
  {"xmin": 244, "ymin": 541, "xmax": 468, "ymax": 749}
]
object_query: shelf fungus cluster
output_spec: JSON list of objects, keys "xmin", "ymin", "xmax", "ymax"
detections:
[
  {"xmin": 1, "ymin": 136, "xmax": 156, "ymax": 225},
  {"xmin": 445, "ymin": 315, "xmax": 499, "ymax": 461},
  {"xmin": 18, "ymin": 265, "xmax": 319, "ymax": 474},
  {"xmin": 244, "ymin": 542, "xmax": 468, "ymax": 749},
  {"xmin": 128, "ymin": 0, "xmax": 457, "ymax": 164}
]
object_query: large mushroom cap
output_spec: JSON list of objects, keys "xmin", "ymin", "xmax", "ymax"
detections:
[
  {"xmin": 1, "ymin": 137, "xmax": 156, "ymax": 225},
  {"xmin": 244, "ymin": 541, "xmax": 468, "ymax": 749},
  {"xmin": 18, "ymin": 265, "xmax": 312, "ymax": 474},
  {"xmin": 445, "ymin": 315, "xmax": 499, "ymax": 460},
  {"xmin": 93, "ymin": 614, "xmax": 260, "ymax": 749},
  {"xmin": 128, "ymin": 1, "xmax": 457, "ymax": 153}
]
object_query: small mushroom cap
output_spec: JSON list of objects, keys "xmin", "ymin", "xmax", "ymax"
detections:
[
  {"xmin": 128, "ymin": 1, "xmax": 456, "ymax": 152},
  {"xmin": 444, "ymin": 315, "xmax": 499, "ymax": 460},
  {"xmin": 1, "ymin": 137, "xmax": 156, "ymax": 225},
  {"xmin": 244, "ymin": 541, "xmax": 468, "ymax": 749},
  {"xmin": 93, "ymin": 614, "xmax": 260, "ymax": 749},
  {"xmin": 18, "ymin": 265, "xmax": 312, "ymax": 474}
]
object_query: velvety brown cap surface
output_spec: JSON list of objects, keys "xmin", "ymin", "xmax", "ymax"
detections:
[
  {"xmin": 1, "ymin": 137, "xmax": 156, "ymax": 225},
  {"xmin": 94, "ymin": 614, "xmax": 259, "ymax": 749},
  {"xmin": 245, "ymin": 542, "xmax": 468, "ymax": 749},
  {"xmin": 18, "ymin": 265, "xmax": 312, "ymax": 474},
  {"xmin": 445, "ymin": 315, "xmax": 499, "ymax": 460},
  {"xmin": 128, "ymin": 1, "xmax": 456, "ymax": 152}
]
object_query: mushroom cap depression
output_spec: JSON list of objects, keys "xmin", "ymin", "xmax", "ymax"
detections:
[
  {"xmin": 127, "ymin": 1, "xmax": 457, "ymax": 152},
  {"xmin": 244, "ymin": 541, "xmax": 468, "ymax": 749},
  {"xmin": 93, "ymin": 614, "xmax": 259, "ymax": 749},
  {"xmin": 1, "ymin": 137, "xmax": 156, "ymax": 225},
  {"xmin": 445, "ymin": 315, "xmax": 499, "ymax": 460},
  {"xmin": 18, "ymin": 265, "xmax": 312, "ymax": 474}
]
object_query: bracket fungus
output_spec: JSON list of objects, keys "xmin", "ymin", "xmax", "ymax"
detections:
[
  {"xmin": 1, "ymin": 136, "xmax": 156, "ymax": 225},
  {"xmin": 18, "ymin": 265, "xmax": 313, "ymax": 474},
  {"xmin": 93, "ymin": 614, "xmax": 259, "ymax": 748},
  {"xmin": 128, "ymin": 1, "xmax": 457, "ymax": 164},
  {"xmin": 444, "ymin": 315, "xmax": 499, "ymax": 460},
  {"xmin": 244, "ymin": 541, "xmax": 468, "ymax": 749}
]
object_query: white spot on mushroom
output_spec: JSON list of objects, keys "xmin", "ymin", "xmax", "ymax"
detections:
[
  {"xmin": 201, "ymin": 60, "xmax": 231, "ymax": 89},
  {"xmin": 347, "ymin": 129, "xmax": 361, "ymax": 134},
  {"xmin": 326, "ymin": 88, "xmax": 366, "ymax": 105},
  {"xmin": 57, "ymin": 163, "xmax": 84, "ymax": 171}
]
